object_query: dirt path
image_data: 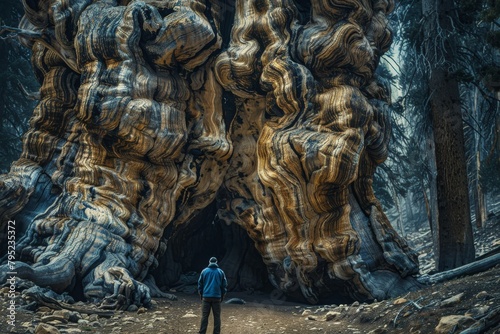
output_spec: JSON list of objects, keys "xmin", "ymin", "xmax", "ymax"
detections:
[{"xmin": 2, "ymin": 265, "xmax": 500, "ymax": 334}]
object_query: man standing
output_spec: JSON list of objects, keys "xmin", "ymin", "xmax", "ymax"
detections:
[{"xmin": 198, "ymin": 257, "xmax": 227, "ymax": 334}]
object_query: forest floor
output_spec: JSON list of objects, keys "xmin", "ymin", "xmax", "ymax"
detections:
[{"xmin": 1, "ymin": 215, "xmax": 500, "ymax": 334}]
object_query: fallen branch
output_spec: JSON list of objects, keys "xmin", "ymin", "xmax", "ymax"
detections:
[
  {"xmin": 393, "ymin": 297, "xmax": 423, "ymax": 328},
  {"xmin": 459, "ymin": 306, "xmax": 500, "ymax": 334},
  {"xmin": 417, "ymin": 253, "xmax": 500, "ymax": 285},
  {"xmin": 393, "ymin": 296, "xmax": 438, "ymax": 328},
  {"xmin": 475, "ymin": 245, "xmax": 500, "ymax": 261},
  {"xmin": 24, "ymin": 287, "xmax": 115, "ymax": 317}
]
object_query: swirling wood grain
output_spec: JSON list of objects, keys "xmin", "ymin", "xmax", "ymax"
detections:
[
  {"xmin": 1, "ymin": 0, "xmax": 418, "ymax": 306},
  {"xmin": 217, "ymin": 0, "xmax": 419, "ymax": 303},
  {"xmin": 1, "ymin": 0, "xmax": 231, "ymax": 308}
]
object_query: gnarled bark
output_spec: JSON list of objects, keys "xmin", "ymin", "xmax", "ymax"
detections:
[
  {"xmin": 1, "ymin": 0, "xmax": 231, "ymax": 308},
  {"xmin": 1, "ymin": 0, "xmax": 418, "ymax": 307},
  {"xmin": 215, "ymin": 0, "xmax": 419, "ymax": 303}
]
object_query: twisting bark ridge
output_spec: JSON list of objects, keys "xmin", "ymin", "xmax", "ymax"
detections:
[
  {"xmin": 1, "ymin": 0, "xmax": 419, "ymax": 307},
  {"xmin": 216, "ymin": 0, "xmax": 419, "ymax": 303},
  {"xmin": 1, "ymin": 0, "xmax": 232, "ymax": 307}
]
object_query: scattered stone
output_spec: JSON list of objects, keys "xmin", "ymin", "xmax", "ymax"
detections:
[
  {"xmin": 137, "ymin": 307, "xmax": 147, "ymax": 314},
  {"xmin": 368, "ymin": 329, "xmax": 387, "ymax": 334},
  {"xmin": 352, "ymin": 301, "xmax": 360, "ymax": 307},
  {"xmin": 475, "ymin": 291, "xmax": 489, "ymax": 299},
  {"xmin": 440, "ymin": 293, "xmax": 465, "ymax": 307},
  {"xmin": 465, "ymin": 306, "xmax": 490, "ymax": 318},
  {"xmin": 77, "ymin": 319, "xmax": 89, "ymax": 326},
  {"xmin": 393, "ymin": 298, "xmax": 408, "ymax": 305},
  {"xmin": 88, "ymin": 314, "xmax": 99, "ymax": 322},
  {"xmin": 182, "ymin": 313, "xmax": 198, "ymax": 318},
  {"xmin": 46, "ymin": 320, "xmax": 64, "ymax": 326},
  {"xmin": 411, "ymin": 323, "xmax": 423, "ymax": 331},
  {"xmin": 38, "ymin": 306, "xmax": 53, "ymax": 313},
  {"xmin": 64, "ymin": 329, "xmax": 82, "ymax": 334},
  {"xmin": 435, "ymin": 315, "xmax": 474, "ymax": 334},
  {"xmin": 325, "ymin": 311, "xmax": 341, "ymax": 321},
  {"xmin": 302, "ymin": 310, "xmax": 312, "ymax": 316},
  {"xmin": 35, "ymin": 323, "xmax": 61, "ymax": 334},
  {"xmin": 41, "ymin": 315, "xmax": 68, "ymax": 323},
  {"xmin": 53, "ymin": 310, "xmax": 72, "ymax": 319},
  {"xmin": 90, "ymin": 321, "xmax": 102, "ymax": 328},
  {"xmin": 307, "ymin": 315, "xmax": 317, "ymax": 321},
  {"xmin": 127, "ymin": 304, "xmax": 139, "ymax": 312}
]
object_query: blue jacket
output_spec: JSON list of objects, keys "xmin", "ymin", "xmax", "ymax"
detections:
[{"xmin": 198, "ymin": 263, "xmax": 227, "ymax": 299}]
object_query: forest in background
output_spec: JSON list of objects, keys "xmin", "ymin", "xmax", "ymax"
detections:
[
  {"xmin": 374, "ymin": 0, "xmax": 500, "ymax": 271},
  {"xmin": 1, "ymin": 0, "xmax": 499, "ymax": 273}
]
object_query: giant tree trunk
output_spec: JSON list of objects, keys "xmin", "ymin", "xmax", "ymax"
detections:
[
  {"xmin": 430, "ymin": 68, "xmax": 475, "ymax": 270},
  {"xmin": 0, "ymin": 0, "xmax": 419, "ymax": 307},
  {"xmin": 422, "ymin": 0, "xmax": 475, "ymax": 271}
]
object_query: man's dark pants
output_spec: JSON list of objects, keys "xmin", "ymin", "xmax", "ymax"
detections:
[{"xmin": 199, "ymin": 297, "xmax": 221, "ymax": 334}]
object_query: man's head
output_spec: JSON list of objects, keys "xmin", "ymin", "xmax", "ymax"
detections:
[{"xmin": 209, "ymin": 257, "xmax": 217, "ymax": 264}]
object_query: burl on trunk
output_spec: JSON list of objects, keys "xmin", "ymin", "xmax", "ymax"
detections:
[{"xmin": 0, "ymin": 0, "xmax": 419, "ymax": 308}]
